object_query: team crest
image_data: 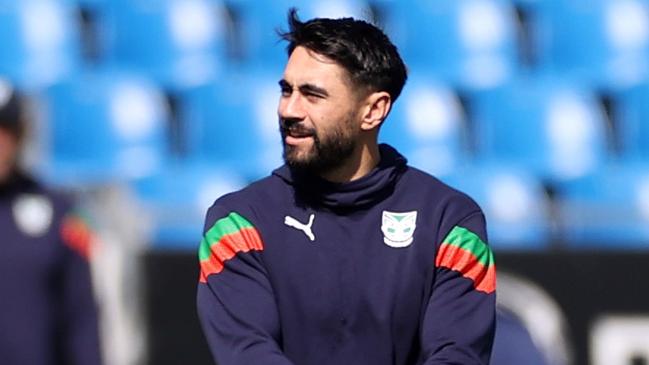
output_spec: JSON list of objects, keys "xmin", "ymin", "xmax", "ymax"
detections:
[
  {"xmin": 12, "ymin": 194, "xmax": 54, "ymax": 238},
  {"xmin": 381, "ymin": 210, "xmax": 417, "ymax": 248}
]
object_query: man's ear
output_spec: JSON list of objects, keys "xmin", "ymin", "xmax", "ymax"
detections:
[{"xmin": 360, "ymin": 91, "xmax": 392, "ymax": 131}]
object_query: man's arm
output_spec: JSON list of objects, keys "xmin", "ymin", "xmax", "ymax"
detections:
[
  {"xmin": 59, "ymin": 213, "xmax": 103, "ymax": 365},
  {"xmin": 196, "ymin": 207, "xmax": 295, "ymax": 365},
  {"xmin": 420, "ymin": 212, "xmax": 496, "ymax": 364}
]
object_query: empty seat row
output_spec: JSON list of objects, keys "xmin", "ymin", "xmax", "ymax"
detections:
[
  {"xmin": 384, "ymin": 74, "xmax": 649, "ymax": 183},
  {"xmin": 35, "ymin": 68, "xmax": 649, "ymax": 184},
  {"xmin": 34, "ymin": 68, "xmax": 649, "ymax": 175},
  {"xmin": 4, "ymin": 0, "xmax": 649, "ymax": 92}
]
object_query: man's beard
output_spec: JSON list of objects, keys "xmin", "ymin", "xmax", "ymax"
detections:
[{"xmin": 280, "ymin": 118, "xmax": 357, "ymax": 175}]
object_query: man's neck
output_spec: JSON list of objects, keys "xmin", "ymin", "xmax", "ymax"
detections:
[{"xmin": 319, "ymin": 143, "xmax": 381, "ymax": 183}]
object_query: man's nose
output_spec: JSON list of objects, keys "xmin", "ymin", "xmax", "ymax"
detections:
[{"xmin": 278, "ymin": 93, "xmax": 306, "ymax": 121}]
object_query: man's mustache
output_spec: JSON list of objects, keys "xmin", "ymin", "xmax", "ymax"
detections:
[{"xmin": 279, "ymin": 119, "xmax": 316, "ymax": 136}]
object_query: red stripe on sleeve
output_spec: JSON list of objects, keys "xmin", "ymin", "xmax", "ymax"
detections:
[{"xmin": 199, "ymin": 227, "xmax": 263, "ymax": 283}]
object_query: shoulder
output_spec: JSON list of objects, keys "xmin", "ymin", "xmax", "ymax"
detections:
[
  {"xmin": 202, "ymin": 173, "xmax": 288, "ymax": 233},
  {"xmin": 400, "ymin": 166, "xmax": 482, "ymax": 218},
  {"xmin": 8, "ymin": 174, "xmax": 95, "ymax": 257},
  {"xmin": 10, "ymin": 172, "xmax": 75, "ymax": 218},
  {"xmin": 397, "ymin": 166, "xmax": 486, "ymax": 246}
]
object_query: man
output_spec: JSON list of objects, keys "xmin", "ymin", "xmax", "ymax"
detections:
[
  {"xmin": 197, "ymin": 9, "xmax": 496, "ymax": 365},
  {"xmin": 0, "ymin": 81, "xmax": 102, "ymax": 365}
]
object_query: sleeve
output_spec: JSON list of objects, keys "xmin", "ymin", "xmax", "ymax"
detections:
[
  {"xmin": 196, "ymin": 204, "xmax": 295, "ymax": 365},
  {"xmin": 420, "ymin": 210, "xmax": 496, "ymax": 365},
  {"xmin": 58, "ymin": 212, "xmax": 103, "ymax": 365}
]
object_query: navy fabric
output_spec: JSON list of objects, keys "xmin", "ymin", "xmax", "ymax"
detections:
[
  {"xmin": 0, "ymin": 172, "xmax": 102, "ymax": 365},
  {"xmin": 491, "ymin": 309, "xmax": 548, "ymax": 365},
  {"xmin": 197, "ymin": 144, "xmax": 496, "ymax": 365}
]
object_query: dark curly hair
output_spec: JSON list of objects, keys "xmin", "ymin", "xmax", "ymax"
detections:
[{"xmin": 278, "ymin": 8, "xmax": 408, "ymax": 102}]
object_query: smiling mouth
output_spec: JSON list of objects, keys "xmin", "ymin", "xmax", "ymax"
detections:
[
  {"xmin": 281, "ymin": 122, "xmax": 316, "ymax": 140},
  {"xmin": 284, "ymin": 133, "xmax": 314, "ymax": 147},
  {"xmin": 286, "ymin": 129, "xmax": 313, "ymax": 138}
]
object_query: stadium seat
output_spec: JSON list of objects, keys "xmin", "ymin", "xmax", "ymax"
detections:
[
  {"xmin": 442, "ymin": 165, "xmax": 552, "ymax": 249},
  {"xmin": 614, "ymin": 80, "xmax": 649, "ymax": 162},
  {"xmin": 471, "ymin": 76, "xmax": 610, "ymax": 182},
  {"xmin": 508, "ymin": 0, "xmax": 544, "ymax": 10},
  {"xmin": 178, "ymin": 70, "xmax": 284, "ymax": 180},
  {"xmin": 380, "ymin": 0, "xmax": 519, "ymax": 90},
  {"xmin": 533, "ymin": 0, "xmax": 649, "ymax": 90},
  {"xmin": 225, "ymin": 0, "xmax": 373, "ymax": 69},
  {"xmin": 40, "ymin": 68, "xmax": 170, "ymax": 185},
  {"xmin": 61, "ymin": 0, "xmax": 108, "ymax": 8},
  {"xmin": 0, "ymin": 0, "xmax": 82, "ymax": 91},
  {"xmin": 379, "ymin": 73, "xmax": 466, "ymax": 177},
  {"xmin": 134, "ymin": 163, "xmax": 246, "ymax": 247},
  {"xmin": 557, "ymin": 164, "xmax": 649, "ymax": 247},
  {"xmin": 100, "ymin": 0, "xmax": 229, "ymax": 89}
]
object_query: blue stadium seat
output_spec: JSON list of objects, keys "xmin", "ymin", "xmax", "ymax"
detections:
[
  {"xmin": 472, "ymin": 77, "xmax": 610, "ymax": 182},
  {"xmin": 100, "ymin": 0, "xmax": 229, "ymax": 89},
  {"xmin": 614, "ymin": 80, "xmax": 649, "ymax": 162},
  {"xmin": 40, "ymin": 68, "xmax": 170, "ymax": 185},
  {"xmin": 534, "ymin": 0, "xmax": 649, "ymax": 90},
  {"xmin": 508, "ymin": 0, "xmax": 545, "ymax": 10},
  {"xmin": 61, "ymin": 0, "xmax": 108, "ymax": 8},
  {"xmin": 442, "ymin": 165, "xmax": 552, "ymax": 249},
  {"xmin": 226, "ymin": 0, "xmax": 373, "ymax": 69},
  {"xmin": 379, "ymin": 74, "xmax": 466, "ymax": 177},
  {"xmin": 134, "ymin": 163, "xmax": 246, "ymax": 247},
  {"xmin": 179, "ymin": 70, "xmax": 284, "ymax": 180},
  {"xmin": 0, "ymin": 0, "xmax": 81, "ymax": 91},
  {"xmin": 298, "ymin": 0, "xmax": 373, "ymax": 20},
  {"xmin": 557, "ymin": 164, "xmax": 649, "ymax": 247},
  {"xmin": 381, "ymin": 0, "xmax": 519, "ymax": 90}
]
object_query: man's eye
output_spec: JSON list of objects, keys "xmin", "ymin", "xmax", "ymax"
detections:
[{"xmin": 280, "ymin": 88, "xmax": 291, "ymax": 96}]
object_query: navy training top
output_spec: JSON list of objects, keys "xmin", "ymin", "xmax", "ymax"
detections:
[
  {"xmin": 197, "ymin": 144, "xmax": 496, "ymax": 365},
  {"xmin": 0, "ymin": 172, "xmax": 102, "ymax": 365}
]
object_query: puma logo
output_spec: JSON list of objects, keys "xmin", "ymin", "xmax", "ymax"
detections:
[{"xmin": 284, "ymin": 214, "xmax": 316, "ymax": 242}]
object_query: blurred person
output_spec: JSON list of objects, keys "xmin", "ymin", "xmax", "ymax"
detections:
[
  {"xmin": 491, "ymin": 309, "xmax": 548, "ymax": 365},
  {"xmin": 0, "ymin": 80, "xmax": 102, "ymax": 365},
  {"xmin": 197, "ymin": 9, "xmax": 496, "ymax": 365}
]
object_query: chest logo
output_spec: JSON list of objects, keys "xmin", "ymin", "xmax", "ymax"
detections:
[
  {"xmin": 381, "ymin": 210, "xmax": 417, "ymax": 248},
  {"xmin": 12, "ymin": 194, "xmax": 54, "ymax": 238},
  {"xmin": 284, "ymin": 214, "xmax": 316, "ymax": 242}
]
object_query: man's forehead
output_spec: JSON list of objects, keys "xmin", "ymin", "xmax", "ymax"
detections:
[{"xmin": 282, "ymin": 46, "xmax": 349, "ymax": 87}]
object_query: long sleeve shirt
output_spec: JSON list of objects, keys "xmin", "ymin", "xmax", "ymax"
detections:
[
  {"xmin": 0, "ymin": 172, "xmax": 102, "ymax": 365},
  {"xmin": 197, "ymin": 144, "xmax": 496, "ymax": 365}
]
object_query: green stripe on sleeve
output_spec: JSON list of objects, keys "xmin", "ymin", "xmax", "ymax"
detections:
[
  {"xmin": 441, "ymin": 226, "xmax": 492, "ymax": 267},
  {"xmin": 198, "ymin": 212, "xmax": 255, "ymax": 261}
]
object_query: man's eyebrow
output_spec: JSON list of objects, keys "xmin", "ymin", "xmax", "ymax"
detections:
[
  {"xmin": 298, "ymin": 83, "xmax": 329, "ymax": 97},
  {"xmin": 278, "ymin": 79, "xmax": 329, "ymax": 97}
]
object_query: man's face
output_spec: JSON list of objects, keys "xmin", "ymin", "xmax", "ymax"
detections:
[
  {"xmin": 0, "ymin": 127, "xmax": 18, "ymax": 183},
  {"xmin": 278, "ymin": 46, "xmax": 363, "ymax": 173}
]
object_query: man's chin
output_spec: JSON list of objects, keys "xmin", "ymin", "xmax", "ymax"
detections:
[{"xmin": 283, "ymin": 147, "xmax": 315, "ymax": 169}]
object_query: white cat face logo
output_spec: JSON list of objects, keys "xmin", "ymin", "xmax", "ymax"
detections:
[{"xmin": 381, "ymin": 210, "xmax": 417, "ymax": 248}]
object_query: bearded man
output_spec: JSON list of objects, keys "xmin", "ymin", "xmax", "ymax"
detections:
[{"xmin": 197, "ymin": 9, "xmax": 496, "ymax": 365}]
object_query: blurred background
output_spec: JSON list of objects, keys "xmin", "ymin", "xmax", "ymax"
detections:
[{"xmin": 2, "ymin": 0, "xmax": 649, "ymax": 364}]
